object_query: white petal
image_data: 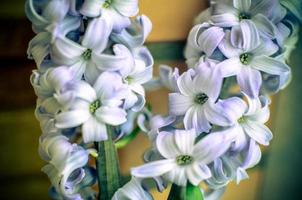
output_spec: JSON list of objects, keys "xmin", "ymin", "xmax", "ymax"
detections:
[
  {"xmin": 193, "ymin": 129, "xmax": 234, "ymax": 164},
  {"xmin": 184, "ymin": 106, "xmax": 212, "ymax": 133},
  {"xmin": 198, "ymin": 26, "xmax": 225, "ymax": 56},
  {"xmin": 51, "ymin": 36, "xmax": 85, "ymax": 65},
  {"xmin": 92, "ymin": 44, "xmax": 134, "ymax": 71},
  {"xmin": 216, "ymin": 57, "xmax": 242, "ymax": 77},
  {"xmin": 233, "ymin": 0, "xmax": 251, "ymax": 12},
  {"xmin": 242, "ymin": 139, "xmax": 261, "ymax": 169},
  {"xmin": 210, "ymin": 13, "xmax": 239, "ymax": 27},
  {"xmin": 156, "ymin": 131, "xmax": 181, "ymax": 158},
  {"xmin": 251, "ymin": 56, "xmax": 290, "ymax": 75},
  {"xmin": 164, "ymin": 167, "xmax": 187, "ymax": 186},
  {"xmin": 218, "ymin": 31, "xmax": 243, "ymax": 58},
  {"xmin": 80, "ymin": 0, "xmax": 102, "ymax": 17},
  {"xmin": 217, "ymin": 97, "xmax": 247, "ymax": 123},
  {"xmin": 168, "ymin": 93, "xmax": 193, "ymax": 116},
  {"xmin": 55, "ymin": 110, "xmax": 91, "ymax": 128},
  {"xmin": 247, "ymin": 103, "xmax": 270, "ymax": 123},
  {"xmin": 186, "ymin": 164, "xmax": 211, "ymax": 186},
  {"xmin": 174, "ymin": 129, "xmax": 196, "ymax": 155},
  {"xmin": 95, "ymin": 106, "xmax": 127, "ymax": 126},
  {"xmin": 84, "ymin": 60, "xmax": 102, "ymax": 85},
  {"xmin": 251, "ymin": 39, "xmax": 279, "ymax": 56},
  {"xmin": 204, "ymin": 101, "xmax": 233, "ymax": 127},
  {"xmin": 193, "ymin": 64, "xmax": 223, "ymax": 100},
  {"xmin": 238, "ymin": 20, "xmax": 260, "ymax": 51},
  {"xmin": 93, "ymin": 71, "xmax": 124, "ymax": 100},
  {"xmin": 72, "ymin": 81, "xmax": 97, "ymax": 102},
  {"xmin": 176, "ymin": 70, "xmax": 195, "ymax": 96},
  {"xmin": 82, "ymin": 117, "xmax": 108, "ymax": 143},
  {"xmin": 131, "ymin": 159, "xmax": 177, "ymax": 178},
  {"xmin": 237, "ymin": 67, "xmax": 262, "ymax": 98},
  {"xmin": 82, "ymin": 16, "xmax": 112, "ymax": 52},
  {"xmin": 243, "ymin": 121, "xmax": 273, "ymax": 146},
  {"xmin": 252, "ymin": 14, "xmax": 276, "ymax": 38},
  {"xmin": 113, "ymin": 0, "xmax": 139, "ymax": 17},
  {"xmin": 69, "ymin": 59, "xmax": 87, "ymax": 80}
]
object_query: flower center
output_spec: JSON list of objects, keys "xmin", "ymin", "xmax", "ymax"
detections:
[
  {"xmin": 89, "ymin": 100, "xmax": 101, "ymax": 114},
  {"xmin": 240, "ymin": 53, "xmax": 252, "ymax": 65},
  {"xmin": 239, "ymin": 13, "xmax": 251, "ymax": 21},
  {"xmin": 176, "ymin": 155, "xmax": 193, "ymax": 166},
  {"xmin": 237, "ymin": 116, "xmax": 246, "ymax": 124},
  {"xmin": 125, "ymin": 76, "xmax": 134, "ymax": 84},
  {"xmin": 82, "ymin": 49, "xmax": 92, "ymax": 61},
  {"xmin": 103, "ymin": 0, "xmax": 112, "ymax": 8},
  {"xmin": 194, "ymin": 93, "xmax": 209, "ymax": 105}
]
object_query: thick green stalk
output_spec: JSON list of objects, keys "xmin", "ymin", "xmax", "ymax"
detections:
[
  {"xmin": 96, "ymin": 126, "xmax": 121, "ymax": 200},
  {"xmin": 168, "ymin": 183, "xmax": 204, "ymax": 200}
]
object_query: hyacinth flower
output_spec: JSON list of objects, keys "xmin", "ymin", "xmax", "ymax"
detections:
[
  {"xmin": 217, "ymin": 24, "xmax": 290, "ymax": 97},
  {"xmin": 80, "ymin": 0, "xmax": 139, "ymax": 32},
  {"xmin": 210, "ymin": 0, "xmax": 286, "ymax": 38},
  {"xmin": 168, "ymin": 61, "xmax": 237, "ymax": 133},
  {"xmin": 132, "ymin": 128, "xmax": 237, "ymax": 186},
  {"xmin": 185, "ymin": 23, "xmax": 225, "ymax": 67},
  {"xmin": 51, "ymin": 16, "xmax": 136, "ymax": 82},
  {"xmin": 39, "ymin": 134, "xmax": 91, "ymax": 199},
  {"xmin": 55, "ymin": 72, "xmax": 127, "ymax": 143}
]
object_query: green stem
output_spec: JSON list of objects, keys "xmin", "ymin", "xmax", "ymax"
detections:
[
  {"xmin": 168, "ymin": 183, "xmax": 204, "ymax": 200},
  {"xmin": 96, "ymin": 126, "xmax": 121, "ymax": 200}
]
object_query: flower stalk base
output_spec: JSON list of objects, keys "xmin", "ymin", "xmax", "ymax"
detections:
[
  {"xmin": 168, "ymin": 183, "xmax": 204, "ymax": 200},
  {"xmin": 96, "ymin": 126, "xmax": 121, "ymax": 200}
]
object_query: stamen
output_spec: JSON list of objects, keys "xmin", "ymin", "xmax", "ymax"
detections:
[
  {"xmin": 194, "ymin": 93, "xmax": 209, "ymax": 105},
  {"xmin": 240, "ymin": 53, "xmax": 251, "ymax": 65},
  {"xmin": 239, "ymin": 13, "xmax": 251, "ymax": 21},
  {"xmin": 82, "ymin": 49, "xmax": 92, "ymax": 61},
  {"xmin": 89, "ymin": 100, "xmax": 101, "ymax": 114},
  {"xmin": 238, "ymin": 116, "xmax": 246, "ymax": 124},
  {"xmin": 103, "ymin": 0, "xmax": 112, "ymax": 8},
  {"xmin": 176, "ymin": 155, "xmax": 193, "ymax": 166}
]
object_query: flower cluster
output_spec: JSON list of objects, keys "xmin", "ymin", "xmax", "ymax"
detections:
[
  {"xmin": 124, "ymin": 0, "xmax": 301, "ymax": 199},
  {"xmin": 26, "ymin": 0, "xmax": 153, "ymax": 199}
]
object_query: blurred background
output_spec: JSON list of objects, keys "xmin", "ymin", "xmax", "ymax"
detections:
[{"xmin": 0, "ymin": 0, "xmax": 301, "ymax": 199}]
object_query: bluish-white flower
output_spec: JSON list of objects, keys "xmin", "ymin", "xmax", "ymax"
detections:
[
  {"xmin": 168, "ymin": 62, "xmax": 234, "ymax": 133},
  {"xmin": 39, "ymin": 134, "xmax": 89, "ymax": 200},
  {"xmin": 222, "ymin": 95, "xmax": 272, "ymax": 148},
  {"xmin": 80, "ymin": 0, "xmax": 139, "ymax": 32},
  {"xmin": 185, "ymin": 22, "xmax": 225, "ymax": 67},
  {"xmin": 210, "ymin": 0, "xmax": 286, "ymax": 38},
  {"xmin": 31, "ymin": 66, "xmax": 76, "ymax": 115},
  {"xmin": 217, "ymin": 28, "xmax": 290, "ymax": 97},
  {"xmin": 112, "ymin": 177, "xmax": 153, "ymax": 200},
  {"xmin": 51, "ymin": 16, "xmax": 134, "ymax": 82},
  {"xmin": 55, "ymin": 72, "xmax": 127, "ymax": 143},
  {"xmin": 131, "ymin": 128, "xmax": 237, "ymax": 186},
  {"xmin": 111, "ymin": 15, "xmax": 152, "ymax": 49},
  {"xmin": 121, "ymin": 47, "xmax": 153, "ymax": 111}
]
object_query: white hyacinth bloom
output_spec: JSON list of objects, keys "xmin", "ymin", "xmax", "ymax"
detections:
[
  {"xmin": 131, "ymin": 128, "xmax": 237, "ymax": 186},
  {"xmin": 55, "ymin": 72, "xmax": 127, "ymax": 143}
]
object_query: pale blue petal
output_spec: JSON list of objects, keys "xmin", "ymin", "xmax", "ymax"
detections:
[
  {"xmin": 82, "ymin": 16, "xmax": 112, "ymax": 52},
  {"xmin": 55, "ymin": 110, "xmax": 91, "ymax": 129},
  {"xmin": 156, "ymin": 131, "xmax": 181, "ymax": 158},
  {"xmin": 82, "ymin": 117, "xmax": 108, "ymax": 143},
  {"xmin": 95, "ymin": 106, "xmax": 127, "ymax": 126},
  {"xmin": 237, "ymin": 67, "xmax": 262, "ymax": 98},
  {"xmin": 242, "ymin": 121, "xmax": 273, "ymax": 146},
  {"xmin": 251, "ymin": 56, "xmax": 290, "ymax": 75},
  {"xmin": 131, "ymin": 159, "xmax": 177, "ymax": 178},
  {"xmin": 169, "ymin": 93, "xmax": 192, "ymax": 116}
]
